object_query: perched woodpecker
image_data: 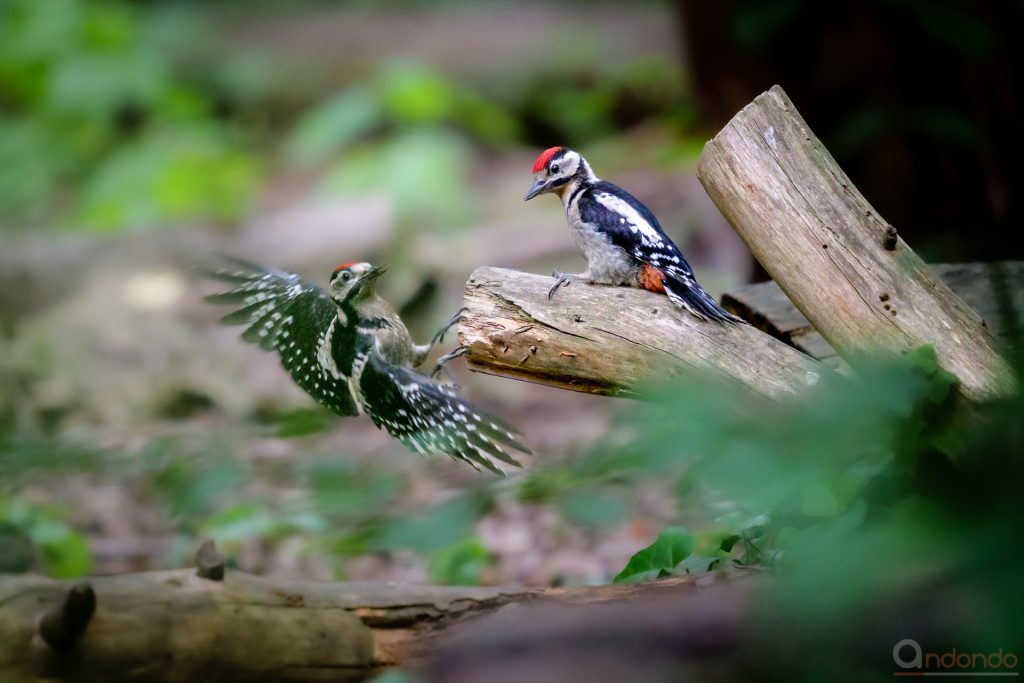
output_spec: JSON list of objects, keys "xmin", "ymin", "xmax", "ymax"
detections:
[
  {"xmin": 205, "ymin": 257, "xmax": 529, "ymax": 474},
  {"xmin": 524, "ymin": 146, "xmax": 743, "ymax": 323}
]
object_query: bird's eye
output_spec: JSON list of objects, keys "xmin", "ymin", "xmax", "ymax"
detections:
[
  {"xmin": 550, "ymin": 163, "xmax": 560, "ymax": 174},
  {"xmin": 341, "ymin": 272, "xmax": 353, "ymax": 282}
]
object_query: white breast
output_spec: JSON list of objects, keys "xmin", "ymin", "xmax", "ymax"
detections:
[{"xmin": 564, "ymin": 189, "xmax": 637, "ymax": 284}]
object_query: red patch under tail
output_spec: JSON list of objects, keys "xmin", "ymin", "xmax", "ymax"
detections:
[{"xmin": 640, "ymin": 264, "xmax": 666, "ymax": 294}]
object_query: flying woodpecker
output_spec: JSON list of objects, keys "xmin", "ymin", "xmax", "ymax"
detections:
[{"xmin": 206, "ymin": 257, "xmax": 530, "ymax": 474}]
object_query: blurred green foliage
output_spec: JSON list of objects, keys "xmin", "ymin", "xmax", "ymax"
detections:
[
  {"xmin": 319, "ymin": 129, "xmax": 475, "ymax": 230},
  {"xmin": 428, "ymin": 536, "xmax": 492, "ymax": 585},
  {"xmin": 1, "ymin": 0, "xmax": 691, "ymax": 234},
  {"xmin": 598, "ymin": 342, "xmax": 1020, "ymax": 667},
  {"xmin": 285, "ymin": 62, "xmax": 521, "ymax": 168},
  {"xmin": 0, "ymin": 497, "xmax": 90, "ymax": 577},
  {"xmin": 0, "ymin": 0, "xmax": 261, "ymax": 230}
]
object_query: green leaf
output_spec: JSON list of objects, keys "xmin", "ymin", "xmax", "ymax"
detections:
[
  {"xmin": 719, "ymin": 534, "xmax": 741, "ymax": 552},
  {"xmin": 428, "ymin": 537, "xmax": 491, "ymax": 586},
  {"xmin": 0, "ymin": 498, "xmax": 91, "ymax": 577},
  {"xmin": 613, "ymin": 526, "xmax": 695, "ymax": 584},
  {"xmin": 677, "ymin": 555, "xmax": 722, "ymax": 574},
  {"xmin": 37, "ymin": 527, "xmax": 91, "ymax": 578}
]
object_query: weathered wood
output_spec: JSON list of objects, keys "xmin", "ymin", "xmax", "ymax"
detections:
[
  {"xmin": 457, "ymin": 267, "xmax": 828, "ymax": 400},
  {"xmin": 0, "ymin": 569, "xmax": 522, "ymax": 682},
  {"xmin": 723, "ymin": 262, "xmax": 1024, "ymax": 370},
  {"xmin": 0, "ymin": 568, "xmax": 753, "ymax": 683},
  {"xmin": 697, "ymin": 85, "xmax": 1015, "ymax": 401},
  {"xmin": 422, "ymin": 570, "xmax": 767, "ymax": 683}
]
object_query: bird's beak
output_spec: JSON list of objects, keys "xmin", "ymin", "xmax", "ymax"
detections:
[
  {"xmin": 523, "ymin": 178, "xmax": 548, "ymax": 201},
  {"xmin": 361, "ymin": 264, "xmax": 387, "ymax": 283}
]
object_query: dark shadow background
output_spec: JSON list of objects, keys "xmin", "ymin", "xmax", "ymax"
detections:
[{"xmin": 677, "ymin": 0, "xmax": 1023, "ymax": 266}]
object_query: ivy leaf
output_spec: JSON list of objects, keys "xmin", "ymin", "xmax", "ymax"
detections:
[
  {"xmin": 720, "ymin": 534, "xmax": 741, "ymax": 552},
  {"xmin": 677, "ymin": 555, "xmax": 723, "ymax": 574},
  {"xmin": 613, "ymin": 526, "xmax": 695, "ymax": 584}
]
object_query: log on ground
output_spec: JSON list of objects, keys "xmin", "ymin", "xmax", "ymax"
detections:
[
  {"xmin": 457, "ymin": 267, "xmax": 828, "ymax": 400},
  {"xmin": 0, "ymin": 567, "xmax": 761, "ymax": 683},
  {"xmin": 697, "ymin": 85, "xmax": 1015, "ymax": 401}
]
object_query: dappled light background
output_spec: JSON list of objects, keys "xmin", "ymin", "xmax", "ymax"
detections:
[{"xmin": 2, "ymin": 3, "xmax": 1022, "ymax": 653}]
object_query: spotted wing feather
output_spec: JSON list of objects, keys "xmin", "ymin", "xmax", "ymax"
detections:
[
  {"xmin": 205, "ymin": 258, "xmax": 359, "ymax": 416},
  {"xmin": 357, "ymin": 348, "xmax": 529, "ymax": 474}
]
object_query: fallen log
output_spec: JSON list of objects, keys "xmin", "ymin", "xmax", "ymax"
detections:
[
  {"xmin": 0, "ymin": 559, "xmax": 760, "ymax": 683},
  {"xmin": 697, "ymin": 85, "xmax": 1015, "ymax": 401},
  {"xmin": 457, "ymin": 267, "xmax": 828, "ymax": 400}
]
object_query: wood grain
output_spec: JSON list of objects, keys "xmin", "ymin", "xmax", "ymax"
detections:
[
  {"xmin": 697, "ymin": 85, "xmax": 1015, "ymax": 401},
  {"xmin": 0, "ymin": 568, "xmax": 758, "ymax": 682},
  {"xmin": 722, "ymin": 261, "xmax": 1024, "ymax": 371},
  {"xmin": 457, "ymin": 267, "xmax": 828, "ymax": 400}
]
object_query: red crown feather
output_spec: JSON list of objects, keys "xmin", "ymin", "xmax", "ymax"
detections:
[
  {"xmin": 334, "ymin": 261, "xmax": 357, "ymax": 272},
  {"xmin": 532, "ymin": 146, "xmax": 564, "ymax": 173}
]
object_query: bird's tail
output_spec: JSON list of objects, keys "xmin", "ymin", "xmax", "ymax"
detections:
[{"xmin": 662, "ymin": 272, "xmax": 744, "ymax": 324}]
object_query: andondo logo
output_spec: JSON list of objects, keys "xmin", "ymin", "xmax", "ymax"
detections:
[{"xmin": 893, "ymin": 639, "xmax": 1019, "ymax": 677}]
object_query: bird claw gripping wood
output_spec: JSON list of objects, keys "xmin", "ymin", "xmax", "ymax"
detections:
[
  {"xmin": 548, "ymin": 271, "xmax": 578, "ymax": 300},
  {"xmin": 431, "ymin": 307, "xmax": 469, "ymax": 347},
  {"xmin": 430, "ymin": 345, "xmax": 468, "ymax": 387}
]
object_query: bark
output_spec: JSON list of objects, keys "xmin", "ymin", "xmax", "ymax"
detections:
[
  {"xmin": 457, "ymin": 267, "xmax": 828, "ymax": 401},
  {"xmin": 722, "ymin": 261, "xmax": 1024, "ymax": 371},
  {"xmin": 697, "ymin": 85, "xmax": 1015, "ymax": 401},
  {"xmin": 0, "ymin": 566, "xmax": 759, "ymax": 683}
]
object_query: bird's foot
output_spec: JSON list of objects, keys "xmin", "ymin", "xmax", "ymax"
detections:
[
  {"xmin": 430, "ymin": 345, "xmax": 469, "ymax": 386},
  {"xmin": 548, "ymin": 271, "xmax": 576, "ymax": 300},
  {"xmin": 431, "ymin": 307, "xmax": 469, "ymax": 347}
]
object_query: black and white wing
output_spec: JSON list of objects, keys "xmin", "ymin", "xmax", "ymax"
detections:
[
  {"xmin": 579, "ymin": 181, "xmax": 742, "ymax": 322},
  {"xmin": 356, "ymin": 346, "xmax": 530, "ymax": 474},
  {"xmin": 204, "ymin": 257, "xmax": 359, "ymax": 416},
  {"xmin": 579, "ymin": 180, "xmax": 697, "ymax": 283}
]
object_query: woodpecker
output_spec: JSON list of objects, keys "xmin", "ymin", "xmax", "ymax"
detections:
[
  {"xmin": 205, "ymin": 257, "xmax": 530, "ymax": 474},
  {"xmin": 524, "ymin": 146, "xmax": 743, "ymax": 323}
]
